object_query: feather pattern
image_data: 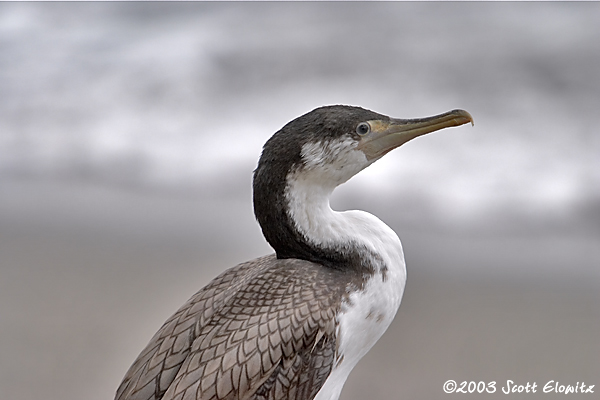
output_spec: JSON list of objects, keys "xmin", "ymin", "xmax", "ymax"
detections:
[{"xmin": 116, "ymin": 255, "xmax": 356, "ymax": 400}]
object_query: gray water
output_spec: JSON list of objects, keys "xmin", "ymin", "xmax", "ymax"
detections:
[{"xmin": 1, "ymin": 3, "xmax": 599, "ymax": 400}]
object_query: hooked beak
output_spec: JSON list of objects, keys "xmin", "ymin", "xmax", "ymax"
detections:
[{"xmin": 357, "ymin": 109, "xmax": 474, "ymax": 160}]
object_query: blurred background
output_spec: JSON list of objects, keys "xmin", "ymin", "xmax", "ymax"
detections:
[{"xmin": 1, "ymin": 2, "xmax": 598, "ymax": 400}]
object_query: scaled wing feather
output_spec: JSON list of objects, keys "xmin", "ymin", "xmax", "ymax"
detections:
[{"xmin": 116, "ymin": 255, "xmax": 343, "ymax": 400}]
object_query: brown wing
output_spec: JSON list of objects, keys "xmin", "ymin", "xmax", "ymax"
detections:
[
  {"xmin": 116, "ymin": 255, "xmax": 344, "ymax": 400},
  {"xmin": 116, "ymin": 256, "xmax": 265, "ymax": 400}
]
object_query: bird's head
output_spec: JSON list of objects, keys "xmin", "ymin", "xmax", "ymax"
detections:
[
  {"xmin": 253, "ymin": 105, "xmax": 473, "ymax": 261},
  {"xmin": 255, "ymin": 105, "xmax": 473, "ymax": 190}
]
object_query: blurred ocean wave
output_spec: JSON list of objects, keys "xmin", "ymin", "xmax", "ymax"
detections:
[{"xmin": 1, "ymin": 2, "xmax": 599, "ymax": 225}]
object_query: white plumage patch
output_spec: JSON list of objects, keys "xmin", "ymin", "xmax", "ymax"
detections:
[
  {"xmin": 285, "ymin": 140, "xmax": 407, "ymax": 400},
  {"xmin": 318, "ymin": 250, "xmax": 405, "ymax": 400}
]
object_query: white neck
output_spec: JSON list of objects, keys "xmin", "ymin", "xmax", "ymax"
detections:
[{"xmin": 284, "ymin": 168, "xmax": 404, "ymax": 274}]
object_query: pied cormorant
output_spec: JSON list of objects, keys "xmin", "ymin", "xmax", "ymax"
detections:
[{"xmin": 115, "ymin": 105, "xmax": 473, "ymax": 400}]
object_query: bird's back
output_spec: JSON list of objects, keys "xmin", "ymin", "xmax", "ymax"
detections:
[{"xmin": 115, "ymin": 255, "xmax": 351, "ymax": 400}]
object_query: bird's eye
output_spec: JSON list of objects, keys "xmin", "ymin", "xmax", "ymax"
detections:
[{"xmin": 356, "ymin": 122, "xmax": 370, "ymax": 136}]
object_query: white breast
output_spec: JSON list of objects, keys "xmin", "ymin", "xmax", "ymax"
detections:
[{"xmin": 313, "ymin": 211, "xmax": 406, "ymax": 400}]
